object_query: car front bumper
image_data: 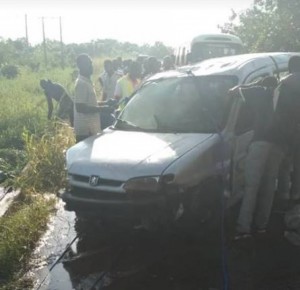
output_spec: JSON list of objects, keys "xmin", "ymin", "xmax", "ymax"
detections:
[{"xmin": 61, "ymin": 188, "xmax": 169, "ymax": 220}]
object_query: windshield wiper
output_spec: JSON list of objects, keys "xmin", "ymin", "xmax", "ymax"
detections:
[{"xmin": 114, "ymin": 119, "xmax": 144, "ymax": 131}]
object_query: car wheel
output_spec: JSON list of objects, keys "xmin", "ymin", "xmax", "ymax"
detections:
[{"xmin": 181, "ymin": 178, "xmax": 223, "ymax": 229}]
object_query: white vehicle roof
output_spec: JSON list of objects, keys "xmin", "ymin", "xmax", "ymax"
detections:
[
  {"xmin": 149, "ymin": 52, "xmax": 300, "ymax": 84},
  {"xmin": 191, "ymin": 33, "xmax": 243, "ymax": 45}
]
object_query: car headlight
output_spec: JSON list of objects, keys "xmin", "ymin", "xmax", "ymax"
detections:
[{"xmin": 123, "ymin": 176, "xmax": 161, "ymax": 193}]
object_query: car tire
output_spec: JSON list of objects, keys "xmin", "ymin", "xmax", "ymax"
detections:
[{"xmin": 179, "ymin": 177, "xmax": 224, "ymax": 231}]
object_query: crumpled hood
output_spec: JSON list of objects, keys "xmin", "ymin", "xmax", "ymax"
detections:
[{"xmin": 67, "ymin": 129, "xmax": 212, "ymax": 181}]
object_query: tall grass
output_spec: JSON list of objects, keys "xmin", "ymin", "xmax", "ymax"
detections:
[
  {"xmin": 0, "ymin": 197, "xmax": 55, "ymax": 287},
  {"xmin": 15, "ymin": 122, "xmax": 75, "ymax": 194},
  {"xmin": 0, "ymin": 65, "xmax": 77, "ymax": 287}
]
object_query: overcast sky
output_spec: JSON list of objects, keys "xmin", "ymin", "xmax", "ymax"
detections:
[{"xmin": 0, "ymin": 0, "xmax": 254, "ymax": 46}]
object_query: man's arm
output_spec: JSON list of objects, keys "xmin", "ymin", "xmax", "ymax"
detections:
[
  {"xmin": 75, "ymin": 80, "xmax": 100, "ymax": 114},
  {"xmin": 75, "ymin": 81, "xmax": 114, "ymax": 114},
  {"xmin": 228, "ymin": 86, "xmax": 265, "ymax": 104},
  {"xmin": 75, "ymin": 103, "xmax": 101, "ymax": 114},
  {"xmin": 98, "ymin": 76, "xmax": 104, "ymax": 87},
  {"xmin": 46, "ymin": 95, "xmax": 53, "ymax": 119},
  {"xmin": 113, "ymin": 81, "xmax": 122, "ymax": 101}
]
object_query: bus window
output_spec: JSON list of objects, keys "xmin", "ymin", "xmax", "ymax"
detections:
[{"xmin": 175, "ymin": 33, "xmax": 243, "ymax": 66}]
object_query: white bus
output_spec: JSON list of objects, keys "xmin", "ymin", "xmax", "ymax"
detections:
[{"xmin": 175, "ymin": 33, "xmax": 244, "ymax": 66}]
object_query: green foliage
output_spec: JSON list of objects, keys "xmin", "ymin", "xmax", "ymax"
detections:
[
  {"xmin": 0, "ymin": 196, "xmax": 55, "ymax": 284},
  {"xmin": 15, "ymin": 122, "xmax": 75, "ymax": 194},
  {"xmin": 0, "ymin": 37, "xmax": 172, "ymax": 70},
  {"xmin": 1, "ymin": 65, "xmax": 19, "ymax": 79},
  {"xmin": 0, "ymin": 149, "xmax": 26, "ymax": 184},
  {"xmin": 219, "ymin": 0, "xmax": 300, "ymax": 52}
]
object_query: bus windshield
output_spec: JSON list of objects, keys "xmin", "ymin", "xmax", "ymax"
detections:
[
  {"xmin": 190, "ymin": 42, "xmax": 243, "ymax": 63},
  {"xmin": 175, "ymin": 34, "xmax": 244, "ymax": 66}
]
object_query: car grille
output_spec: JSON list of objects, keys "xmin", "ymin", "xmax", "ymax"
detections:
[
  {"xmin": 70, "ymin": 186, "xmax": 160, "ymax": 201},
  {"xmin": 70, "ymin": 174, "xmax": 123, "ymax": 187},
  {"xmin": 71, "ymin": 186, "xmax": 128, "ymax": 200}
]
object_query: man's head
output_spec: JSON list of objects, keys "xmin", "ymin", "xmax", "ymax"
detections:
[
  {"xmin": 163, "ymin": 56, "xmax": 174, "ymax": 71},
  {"xmin": 40, "ymin": 79, "xmax": 54, "ymax": 91},
  {"xmin": 289, "ymin": 56, "xmax": 300, "ymax": 73},
  {"xmin": 147, "ymin": 57, "xmax": 161, "ymax": 74},
  {"xmin": 104, "ymin": 59, "xmax": 114, "ymax": 75},
  {"xmin": 128, "ymin": 61, "xmax": 142, "ymax": 80},
  {"xmin": 76, "ymin": 54, "xmax": 93, "ymax": 77},
  {"xmin": 40, "ymin": 79, "xmax": 49, "ymax": 90},
  {"xmin": 116, "ymin": 57, "xmax": 123, "ymax": 68}
]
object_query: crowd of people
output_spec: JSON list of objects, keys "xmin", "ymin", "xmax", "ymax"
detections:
[
  {"xmin": 72, "ymin": 54, "xmax": 175, "ymax": 143},
  {"xmin": 231, "ymin": 56, "xmax": 300, "ymax": 240},
  {"xmin": 98, "ymin": 55, "xmax": 175, "ymax": 103}
]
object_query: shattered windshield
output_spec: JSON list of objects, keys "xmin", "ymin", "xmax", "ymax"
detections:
[{"xmin": 116, "ymin": 75, "xmax": 238, "ymax": 133}]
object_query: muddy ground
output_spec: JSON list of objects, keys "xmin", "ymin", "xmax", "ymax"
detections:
[{"xmin": 31, "ymin": 201, "xmax": 300, "ymax": 290}]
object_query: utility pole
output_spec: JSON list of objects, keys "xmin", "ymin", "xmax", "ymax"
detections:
[
  {"xmin": 25, "ymin": 14, "xmax": 29, "ymax": 46},
  {"xmin": 42, "ymin": 17, "xmax": 48, "ymax": 67},
  {"xmin": 59, "ymin": 16, "xmax": 65, "ymax": 69}
]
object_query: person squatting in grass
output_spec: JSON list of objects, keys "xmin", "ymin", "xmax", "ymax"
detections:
[{"xmin": 40, "ymin": 79, "xmax": 74, "ymax": 126}]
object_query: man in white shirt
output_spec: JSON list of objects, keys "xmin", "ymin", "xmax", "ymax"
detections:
[
  {"xmin": 99, "ymin": 59, "xmax": 121, "ymax": 101},
  {"xmin": 74, "ymin": 54, "xmax": 101, "ymax": 143}
]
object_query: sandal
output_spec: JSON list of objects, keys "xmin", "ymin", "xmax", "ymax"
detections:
[{"xmin": 234, "ymin": 232, "xmax": 252, "ymax": 241}]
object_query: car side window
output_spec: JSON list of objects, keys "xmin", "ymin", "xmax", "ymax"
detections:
[
  {"xmin": 247, "ymin": 73, "xmax": 269, "ymax": 84},
  {"xmin": 235, "ymin": 101, "xmax": 254, "ymax": 135}
]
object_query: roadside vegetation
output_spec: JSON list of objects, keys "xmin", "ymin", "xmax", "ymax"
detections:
[{"xmin": 0, "ymin": 64, "xmax": 75, "ymax": 289}]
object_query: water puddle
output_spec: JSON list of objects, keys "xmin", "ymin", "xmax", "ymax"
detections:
[{"xmin": 0, "ymin": 187, "xmax": 20, "ymax": 217}]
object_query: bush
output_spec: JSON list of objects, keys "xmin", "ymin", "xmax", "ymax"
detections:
[
  {"xmin": 0, "ymin": 149, "xmax": 27, "ymax": 186},
  {"xmin": 1, "ymin": 65, "xmax": 19, "ymax": 79},
  {"xmin": 15, "ymin": 121, "xmax": 75, "ymax": 194}
]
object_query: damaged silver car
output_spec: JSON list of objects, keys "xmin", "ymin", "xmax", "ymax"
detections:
[{"xmin": 62, "ymin": 52, "xmax": 297, "ymax": 227}]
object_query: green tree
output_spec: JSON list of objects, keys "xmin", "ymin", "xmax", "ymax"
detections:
[{"xmin": 219, "ymin": 0, "xmax": 300, "ymax": 52}]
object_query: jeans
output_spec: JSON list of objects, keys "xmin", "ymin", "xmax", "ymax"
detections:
[
  {"xmin": 291, "ymin": 147, "xmax": 300, "ymax": 200},
  {"xmin": 277, "ymin": 155, "xmax": 292, "ymax": 199},
  {"xmin": 237, "ymin": 141, "xmax": 286, "ymax": 233}
]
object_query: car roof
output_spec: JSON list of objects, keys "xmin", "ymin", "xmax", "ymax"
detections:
[{"xmin": 149, "ymin": 52, "xmax": 300, "ymax": 84}]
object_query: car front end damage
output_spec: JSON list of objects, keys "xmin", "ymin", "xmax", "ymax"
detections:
[{"xmin": 61, "ymin": 172, "xmax": 183, "ymax": 224}]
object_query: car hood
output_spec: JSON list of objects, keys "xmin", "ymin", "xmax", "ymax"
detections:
[{"xmin": 67, "ymin": 129, "xmax": 212, "ymax": 181}]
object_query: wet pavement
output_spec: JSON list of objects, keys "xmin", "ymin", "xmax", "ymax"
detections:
[
  {"xmin": 30, "ymin": 200, "xmax": 300, "ymax": 290},
  {"xmin": 0, "ymin": 186, "xmax": 20, "ymax": 217}
]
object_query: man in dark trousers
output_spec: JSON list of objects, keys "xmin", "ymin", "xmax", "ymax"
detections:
[
  {"xmin": 230, "ymin": 77, "xmax": 279, "ymax": 239},
  {"xmin": 40, "ymin": 79, "xmax": 74, "ymax": 125}
]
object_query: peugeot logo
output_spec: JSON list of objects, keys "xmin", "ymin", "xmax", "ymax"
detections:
[{"xmin": 89, "ymin": 175, "xmax": 100, "ymax": 186}]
